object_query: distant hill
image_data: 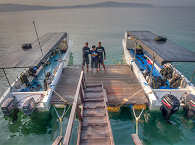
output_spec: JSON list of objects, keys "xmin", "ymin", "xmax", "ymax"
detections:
[{"xmin": 0, "ymin": 1, "xmax": 153, "ymax": 12}]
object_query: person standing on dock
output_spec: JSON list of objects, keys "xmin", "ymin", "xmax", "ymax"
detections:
[
  {"xmin": 96, "ymin": 41, "xmax": 106, "ymax": 71},
  {"xmin": 90, "ymin": 45, "xmax": 98, "ymax": 72},
  {"xmin": 82, "ymin": 42, "xmax": 90, "ymax": 72}
]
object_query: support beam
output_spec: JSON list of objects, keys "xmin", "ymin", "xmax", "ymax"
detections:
[
  {"xmin": 63, "ymin": 71, "xmax": 84, "ymax": 145},
  {"xmin": 2, "ymin": 68, "xmax": 11, "ymax": 87}
]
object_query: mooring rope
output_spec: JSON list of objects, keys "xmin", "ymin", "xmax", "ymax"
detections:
[
  {"xmin": 53, "ymin": 104, "xmax": 71, "ymax": 145},
  {"xmin": 116, "ymin": 89, "xmax": 144, "ymax": 107},
  {"xmin": 53, "ymin": 90, "xmax": 68, "ymax": 104}
]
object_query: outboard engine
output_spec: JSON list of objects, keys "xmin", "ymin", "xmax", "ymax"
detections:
[
  {"xmin": 160, "ymin": 94, "xmax": 180, "ymax": 120},
  {"xmin": 183, "ymin": 94, "xmax": 195, "ymax": 118},
  {"xmin": 160, "ymin": 64, "xmax": 173, "ymax": 80},
  {"xmin": 23, "ymin": 98, "xmax": 36, "ymax": 115},
  {"xmin": 170, "ymin": 74, "xmax": 182, "ymax": 88},
  {"xmin": 1, "ymin": 96, "xmax": 17, "ymax": 116}
]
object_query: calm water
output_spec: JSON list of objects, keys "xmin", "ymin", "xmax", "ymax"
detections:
[{"xmin": 0, "ymin": 4, "xmax": 195, "ymax": 145}]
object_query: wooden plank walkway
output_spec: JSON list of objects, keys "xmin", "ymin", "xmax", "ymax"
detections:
[
  {"xmin": 86, "ymin": 65, "xmax": 148, "ymax": 105},
  {"xmin": 78, "ymin": 84, "xmax": 114, "ymax": 145},
  {"xmin": 51, "ymin": 65, "xmax": 148, "ymax": 106},
  {"xmin": 50, "ymin": 66, "xmax": 81, "ymax": 105}
]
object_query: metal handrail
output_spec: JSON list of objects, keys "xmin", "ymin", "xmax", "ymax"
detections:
[{"xmin": 63, "ymin": 71, "xmax": 84, "ymax": 145}]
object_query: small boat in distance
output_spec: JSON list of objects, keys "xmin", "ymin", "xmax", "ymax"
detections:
[
  {"xmin": 0, "ymin": 32, "xmax": 71, "ymax": 116},
  {"xmin": 123, "ymin": 31, "xmax": 195, "ymax": 119}
]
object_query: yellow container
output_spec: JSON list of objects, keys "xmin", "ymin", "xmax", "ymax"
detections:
[
  {"xmin": 133, "ymin": 104, "xmax": 146, "ymax": 110},
  {"xmin": 107, "ymin": 106, "xmax": 120, "ymax": 112}
]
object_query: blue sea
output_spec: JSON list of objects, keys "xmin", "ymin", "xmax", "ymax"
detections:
[{"xmin": 0, "ymin": 2, "xmax": 195, "ymax": 145}]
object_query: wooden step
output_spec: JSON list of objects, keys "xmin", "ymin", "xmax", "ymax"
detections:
[
  {"xmin": 85, "ymin": 89, "xmax": 103, "ymax": 93},
  {"xmin": 80, "ymin": 137, "xmax": 110, "ymax": 145},
  {"xmin": 82, "ymin": 119, "xmax": 107, "ymax": 127},
  {"xmin": 86, "ymin": 84, "xmax": 102, "ymax": 88},
  {"xmin": 84, "ymin": 102, "xmax": 105, "ymax": 109},
  {"xmin": 84, "ymin": 92, "xmax": 103, "ymax": 99},
  {"xmin": 83, "ymin": 109, "xmax": 105, "ymax": 117},
  {"xmin": 82, "ymin": 116, "xmax": 106, "ymax": 123},
  {"xmin": 81, "ymin": 127, "xmax": 109, "ymax": 140},
  {"xmin": 84, "ymin": 98, "xmax": 104, "ymax": 102}
]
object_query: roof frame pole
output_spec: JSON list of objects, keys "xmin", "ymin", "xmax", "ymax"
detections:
[
  {"xmin": 33, "ymin": 20, "xmax": 43, "ymax": 57},
  {"xmin": 134, "ymin": 37, "xmax": 137, "ymax": 61},
  {"xmin": 149, "ymin": 53, "xmax": 155, "ymax": 84},
  {"xmin": 33, "ymin": 20, "xmax": 47, "ymax": 77},
  {"xmin": 2, "ymin": 68, "xmax": 11, "ymax": 88},
  {"xmin": 191, "ymin": 69, "xmax": 195, "ymax": 82}
]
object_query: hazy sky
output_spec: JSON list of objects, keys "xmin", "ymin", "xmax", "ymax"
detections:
[
  {"xmin": 0, "ymin": 0, "xmax": 195, "ymax": 7},
  {"xmin": 152, "ymin": 0, "xmax": 195, "ymax": 6}
]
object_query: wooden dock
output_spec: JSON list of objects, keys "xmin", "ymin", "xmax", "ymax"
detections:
[
  {"xmin": 51, "ymin": 65, "xmax": 148, "ymax": 106},
  {"xmin": 52, "ymin": 71, "xmax": 115, "ymax": 145},
  {"xmin": 51, "ymin": 66, "xmax": 147, "ymax": 145}
]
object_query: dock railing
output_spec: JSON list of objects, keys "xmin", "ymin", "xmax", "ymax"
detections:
[{"xmin": 62, "ymin": 70, "xmax": 85, "ymax": 145}]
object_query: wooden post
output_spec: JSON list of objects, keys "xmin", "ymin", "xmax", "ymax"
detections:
[
  {"xmin": 131, "ymin": 134, "xmax": 143, "ymax": 145},
  {"xmin": 82, "ymin": 76, "xmax": 86, "ymax": 89},
  {"xmin": 76, "ymin": 105, "xmax": 82, "ymax": 122},
  {"xmin": 79, "ymin": 87, "xmax": 84, "ymax": 104}
]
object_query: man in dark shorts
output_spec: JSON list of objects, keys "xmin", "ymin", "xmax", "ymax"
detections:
[
  {"xmin": 96, "ymin": 41, "xmax": 106, "ymax": 71},
  {"xmin": 82, "ymin": 42, "xmax": 90, "ymax": 72},
  {"xmin": 90, "ymin": 45, "xmax": 98, "ymax": 72}
]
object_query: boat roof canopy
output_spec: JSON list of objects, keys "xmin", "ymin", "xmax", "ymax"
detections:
[
  {"xmin": 127, "ymin": 31, "xmax": 195, "ymax": 65},
  {"xmin": 0, "ymin": 32, "xmax": 67, "ymax": 69}
]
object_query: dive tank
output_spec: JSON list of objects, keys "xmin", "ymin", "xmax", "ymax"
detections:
[
  {"xmin": 183, "ymin": 94, "xmax": 195, "ymax": 118},
  {"xmin": 1, "ymin": 96, "xmax": 17, "ymax": 116},
  {"xmin": 22, "ymin": 97, "xmax": 36, "ymax": 116},
  {"xmin": 160, "ymin": 94, "xmax": 180, "ymax": 120}
]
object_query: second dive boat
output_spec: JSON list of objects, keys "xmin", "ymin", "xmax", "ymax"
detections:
[
  {"xmin": 123, "ymin": 31, "xmax": 195, "ymax": 119},
  {"xmin": 0, "ymin": 32, "xmax": 71, "ymax": 116}
]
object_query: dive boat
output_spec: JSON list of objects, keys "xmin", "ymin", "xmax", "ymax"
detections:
[
  {"xmin": 123, "ymin": 31, "xmax": 195, "ymax": 119},
  {"xmin": 0, "ymin": 32, "xmax": 71, "ymax": 116}
]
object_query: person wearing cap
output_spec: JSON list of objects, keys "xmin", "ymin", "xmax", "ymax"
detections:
[
  {"xmin": 82, "ymin": 42, "xmax": 90, "ymax": 72},
  {"xmin": 96, "ymin": 41, "xmax": 106, "ymax": 71},
  {"xmin": 90, "ymin": 45, "xmax": 98, "ymax": 72}
]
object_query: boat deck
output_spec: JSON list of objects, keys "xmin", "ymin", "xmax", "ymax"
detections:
[{"xmin": 50, "ymin": 65, "xmax": 148, "ymax": 107}]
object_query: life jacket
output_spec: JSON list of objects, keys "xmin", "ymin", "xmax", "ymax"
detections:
[{"xmin": 91, "ymin": 50, "xmax": 98, "ymax": 58}]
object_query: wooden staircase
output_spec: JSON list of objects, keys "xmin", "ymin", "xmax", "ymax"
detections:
[{"xmin": 79, "ymin": 84, "xmax": 114, "ymax": 145}]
